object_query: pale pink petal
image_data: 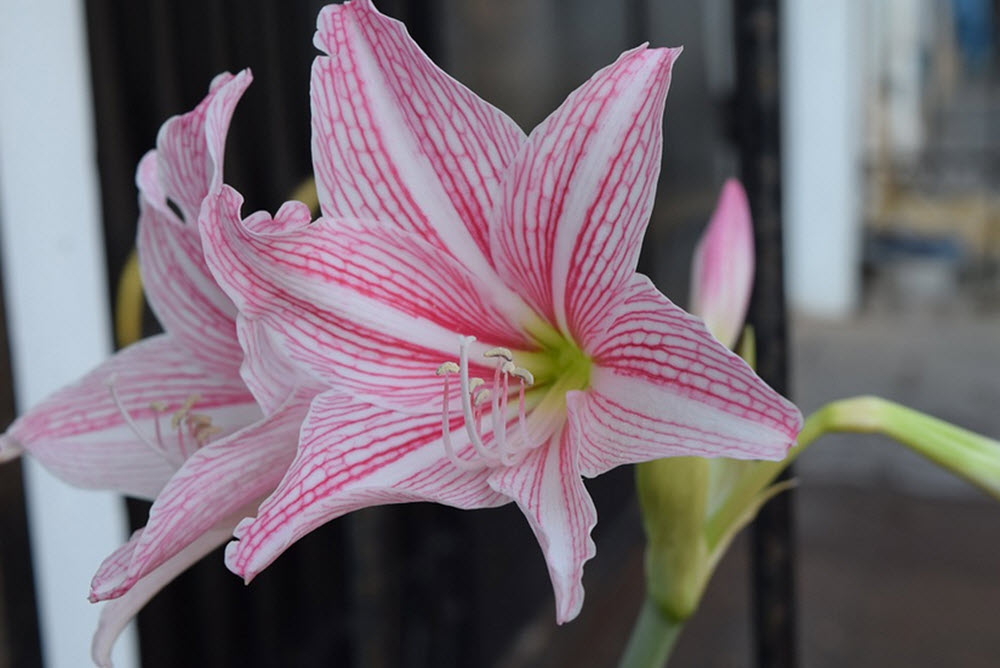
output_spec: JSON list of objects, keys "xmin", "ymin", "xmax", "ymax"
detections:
[
  {"xmin": 200, "ymin": 185, "xmax": 532, "ymax": 411},
  {"xmin": 487, "ymin": 428, "xmax": 596, "ymax": 624},
  {"xmin": 157, "ymin": 70, "xmax": 252, "ymax": 219},
  {"xmin": 491, "ymin": 45, "xmax": 680, "ymax": 341},
  {"xmin": 225, "ymin": 391, "xmax": 507, "ymax": 581},
  {"xmin": 136, "ymin": 163, "xmax": 241, "ymax": 374},
  {"xmin": 570, "ymin": 276, "xmax": 801, "ymax": 477},
  {"xmin": 689, "ymin": 179, "xmax": 754, "ymax": 348},
  {"xmin": 311, "ymin": 0, "xmax": 526, "ymax": 275},
  {"xmin": 235, "ymin": 317, "xmax": 310, "ymax": 416},
  {"xmin": 1, "ymin": 335, "xmax": 259, "ymax": 499},
  {"xmin": 90, "ymin": 521, "xmax": 236, "ymax": 668},
  {"xmin": 136, "ymin": 71, "xmax": 252, "ymax": 371},
  {"xmin": 88, "ymin": 391, "xmax": 309, "ymax": 601}
]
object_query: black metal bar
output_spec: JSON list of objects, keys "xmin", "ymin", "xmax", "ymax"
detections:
[{"xmin": 733, "ymin": 2, "xmax": 798, "ymax": 668}]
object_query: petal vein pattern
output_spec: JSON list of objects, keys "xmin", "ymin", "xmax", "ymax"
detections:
[
  {"xmin": 89, "ymin": 390, "xmax": 308, "ymax": 601},
  {"xmin": 226, "ymin": 391, "xmax": 507, "ymax": 580},
  {"xmin": 491, "ymin": 46, "xmax": 679, "ymax": 340},
  {"xmin": 201, "ymin": 185, "xmax": 533, "ymax": 410},
  {"xmin": 312, "ymin": 0, "xmax": 526, "ymax": 272},
  {"xmin": 572, "ymin": 276, "xmax": 802, "ymax": 477},
  {"xmin": 2, "ymin": 336, "xmax": 258, "ymax": 499}
]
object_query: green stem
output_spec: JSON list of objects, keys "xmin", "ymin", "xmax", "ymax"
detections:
[
  {"xmin": 705, "ymin": 396, "xmax": 1000, "ymax": 546},
  {"xmin": 618, "ymin": 597, "xmax": 684, "ymax": 668}
]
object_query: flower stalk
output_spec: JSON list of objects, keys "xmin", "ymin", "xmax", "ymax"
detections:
[{"xmin": 628, "ymin": 394, "xmax": 1000, "ymax": 668}]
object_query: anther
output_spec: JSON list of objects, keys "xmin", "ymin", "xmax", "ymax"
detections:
[
  {"xmin": 468, "ymin": 378, "xmax": 485, "ymax": 392},
  {"xmin": 474, "ymin": 390, "xmax": 492, "ymax": 406},
  {"xmin": 171, "ymin": 394, "xmax": 200, "ymax": 429},
  {"xmin": 484, "ymin": 347, "xmax": 513, "ymax": 362},
  {"xmin": 149, "ymin": 401, "xmax": 167, "ymax": 412},
  {"xmin": 511, "ymin": 367, "xmax": 535, "ymax": 386},
  {"xmin": 500, "ymin": 360, "xmax": 516, "ymax": 375},
  {"xmin": 436, "ymin": 362, "xmax": 460, "ymax": 375}
]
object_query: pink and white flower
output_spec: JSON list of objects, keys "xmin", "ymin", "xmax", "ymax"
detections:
[
  {"xmin": 0, "ymin": 72, "xmax": 311, "ymax": 666},
  {"xmin": 199, "ymin": 0, "xmax": 802, "ymax": 624}
]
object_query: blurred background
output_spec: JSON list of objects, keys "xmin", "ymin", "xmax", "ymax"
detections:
[{"xmin": 0, "ymin": 0, "xmax": 998, "ymax": 666}]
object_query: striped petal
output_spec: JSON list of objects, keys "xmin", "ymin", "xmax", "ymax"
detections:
[
  {"xmin": 155, "ymin": 71, "xmax": 251, "ymax": 223},
  {"xmin": 571, "ymin": 276, "xmax": 801, "ymax": 477},
  {"xmin": 487, "ymin": 427, "xmax": 596, "ymax": 624},
  {"xmin": 200, "ymin": 185, "xmax": 533, "ymax": 411},
  {"xmin": 137, "ymin": 71, "xmax": 252, "ymax": 371},
  {"xmin": 491, "ymin": 45, "xmax": 679, "ymax": 342},
  {"xmin": 311, "ymin": 0, "xmax": 526, "ymax": 276},
  {"xmin": 89, "ymin": 390, "xmax": 309, "ymax": 602},
  {"xmin": 90, "ymin": 521, "xmax": 236, "ymax": 668},
  {"xmin": 225, "ymin": 391, "xmax": 507, "ymax": 582},
  {"xmin": 0, "ymin": 335, "xmax": 260, "ymax": 499},
  {"xmin": 689, "ymin": 179, "xmax": 754, "ymax": 348}
]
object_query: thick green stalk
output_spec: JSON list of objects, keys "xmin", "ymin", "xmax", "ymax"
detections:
[
  {"xmin": 618, "ymin": 597, "xmax": 684, "ymax": 668},
  {"xmin": 706, "ymin": 396, "xmax": 1000, "ymax": 547}
]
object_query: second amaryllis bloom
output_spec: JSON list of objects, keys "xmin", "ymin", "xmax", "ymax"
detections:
[{"xmin": 201, "ymin": 0, "xmax": 802, "ymax": 623}]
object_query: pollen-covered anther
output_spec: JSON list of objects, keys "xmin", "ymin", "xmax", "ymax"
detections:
[
  {"xmin": 484, "ymin": 347, "xmax": 513, "ymax": 362},
  {"xmin": 473, "ymin": 389, "xmax": 492, "ymax": 406},
  {"xmin": 468, "ymin": 378, "xmax": 485, "ymax": 392},
  {"xmin": 170, "ymin": 394, "xmax": 201, "ymax": 428},
  {"xmin": 511, "ymin": 367, "xmax": 534, "ymax": 386},
  {"xmin": 436, "ymin": 361, "xmax": 460, "ymax": 375}
]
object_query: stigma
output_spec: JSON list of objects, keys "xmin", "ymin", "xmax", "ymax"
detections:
[
  {"xmin": 107, "ymin": 374, "xmax": 221, "ymax": 466},
  {"xmin": 436, "ymin": 336, "xmax": 535, "ymax": 470}
]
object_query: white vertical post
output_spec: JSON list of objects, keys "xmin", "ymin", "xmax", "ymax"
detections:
[
  {"xmin": 782, "ymin": 0, "xmax": 864, "ymax": 317},
  {"xmin": 0, "ymin": 1, "xmax": 139, "ymax": 667}
]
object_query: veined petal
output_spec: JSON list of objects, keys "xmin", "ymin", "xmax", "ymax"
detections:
[
  {"xmin": 236, "ymin": 317, "xmax": 310, "ymax": 416},
  {"xmin": 90, "ymin": 521, "xmax": 236, "ymax": 668},
  {"xmin": 1, "ymin": 335, "xmax": 260, "ymax": 499},
  {"xmin": 571, "ymin": 276, "xmax": 801, "ymax": 477},
  {"xmin": 155, "ymin": 71, "xmax": 251, "ymax": 223},
  {"xmin": 137, "ymin": 160, "xmax": 241, "ymax": 374},
  {"xmin": 487, "ymin": 427, "xmax": 597, "ymax": 624},
  {"xmin": 311, "ymin": 0, "xmax": 526, "ymax": 275},
  {"xmin": 225, "ymin": 391, "xmax": 507, "ymax": 582},
  {"xmin": 89, "ymin": 390, "xmax": 309, "ymax": 601},
  {"xmin": 491, "ymin": 45, "xmax": 680, "ymax": 342},
  {"xmin": 200, "ymin": 185, "xmax": 532, "ymax": 411},
  {"xmin": 136, "ymin": 71, "xmax": 252, "ymax": 370},
  {"xmin": 690, "ymin": 179, "xmax": 754, "ymax": 348}
]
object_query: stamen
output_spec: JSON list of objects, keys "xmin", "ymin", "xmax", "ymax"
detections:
[
  {"xmin": 458, "ymin": 336, "xmax": 500, "ymax": 464},
  {"xmin": 438, "ymin": 358, "xmax": 480, "ymax": 471},
  {"xmin": 511, "ymin": 367, "xmax": 534, "ymax": 386},
  {"xmin": 436, "ymin": 336, "xmax": 538, "ymax": 471},
  {"xmin": 106, "ymin": 375, "xmax": 172, "ymax": 464},
  {"xmin": 436, "ymin": 362, "xmax": 460, "ymax": 375},
  {"xmin": 484, "ymin": 347, "xmax": 513, "ymax": 362},
  {"xmin": 171, "ymin": 394, "xmax": 200, "ymax": 429}
]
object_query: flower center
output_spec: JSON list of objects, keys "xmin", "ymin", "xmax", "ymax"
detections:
[
  {"xmin": 107, "ymin": 374, "xmax": 221, "ymax": 466},
  {"xmin": 436, "ymin": 336, "xmax": 536, "ymax": 470}
]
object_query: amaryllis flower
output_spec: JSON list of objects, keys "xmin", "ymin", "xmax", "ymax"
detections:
[
  {"xmin": 199, "ymin": 0, "xmax": 802, "ymax": 623},
  {"xmin": 0, "ymin": 72, "xmax": 310, "ymax": 665}
]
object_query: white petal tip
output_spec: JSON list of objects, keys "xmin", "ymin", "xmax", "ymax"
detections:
[{"xmin": 0, "ymin": 434, "xmax": 23, "ymax": 462}]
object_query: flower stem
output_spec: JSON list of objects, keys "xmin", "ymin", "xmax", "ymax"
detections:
[
  {"xmin": 705, "ymin": 396, "xmax": 1000, "ymax": 547},
  {"xmin": 618, "ymin": 597, "xmax": 684, "ymax": 668}
]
